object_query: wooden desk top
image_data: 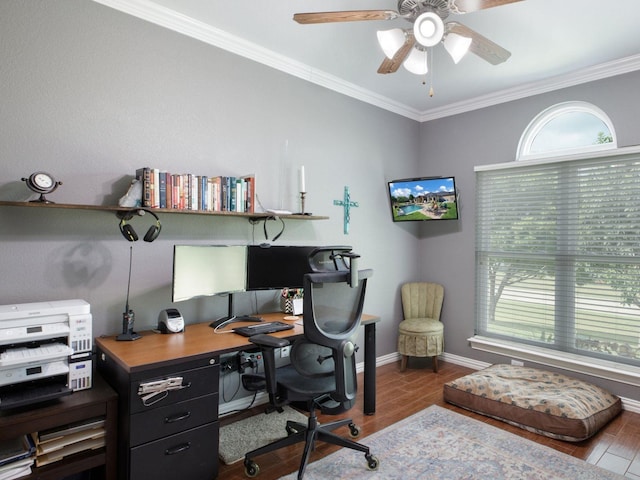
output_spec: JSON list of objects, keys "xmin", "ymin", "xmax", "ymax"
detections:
[{"xmin": 95, "ymin": 312, "xmax": 379, "ymax": 373}]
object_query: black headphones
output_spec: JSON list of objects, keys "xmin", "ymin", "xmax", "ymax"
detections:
[
  {"xmin": 118, "ymin": 208, "xmax": 162, "ymax": 242},
  {"xmin": 263, "ymin": 216, "xmax": 285, "ymax": 242}
]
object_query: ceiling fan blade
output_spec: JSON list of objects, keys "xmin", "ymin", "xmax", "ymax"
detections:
[
  {"xmin": 447, "ymin": 22, "xmax": 511, "ymax": 65},
  {"xmin": 452, "ymin": 0, "xmax": 523, "ymax": 14},
  {"xmin": 293, "ymin": 10, "xmax": 399, "ymax": 24},
  {"xmin": 377, "ymin": 33, "xmax": 416, "ymax": 74}
]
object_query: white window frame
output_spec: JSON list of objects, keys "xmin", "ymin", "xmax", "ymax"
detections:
[
  {"xmin": 472, "ymin": 102, "xmax": 640, "ymax": 387},
  {"xmin": 516, "ymin": 101, "xmax": 617, "ymax": 161}
]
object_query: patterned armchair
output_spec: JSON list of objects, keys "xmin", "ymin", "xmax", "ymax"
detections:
[{"xmin": 397, "ymin": 282, "xmax": 444, "ymax": 372}]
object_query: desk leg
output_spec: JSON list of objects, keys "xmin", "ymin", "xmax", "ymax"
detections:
[{"xmin": 363, "ymin": 322, "xmax": 376, "ymax": 415}]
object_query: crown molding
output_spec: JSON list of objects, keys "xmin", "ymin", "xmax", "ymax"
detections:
[
  {"xmin": 93, "ymin": 0, "xmax": 640, "ymax": 123},
  {"xmin": 92, "ymin": 0, "xmax": 422, "ymax": 120},
  {"xmin": 419, "ymin": 54, "xmax": 640, "ymax": 122}
]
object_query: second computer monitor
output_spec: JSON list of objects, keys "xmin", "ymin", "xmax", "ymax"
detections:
[{"xmin": 246, "ymin": 245, "xmax": 316, "ymax": 290}]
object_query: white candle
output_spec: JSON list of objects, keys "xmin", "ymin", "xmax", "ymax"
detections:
[{"xmin": 299, "ymin": 166, "xmax": 306, "ymax": 192}]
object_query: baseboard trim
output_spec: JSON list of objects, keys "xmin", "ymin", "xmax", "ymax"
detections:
[{"xmin": 220, "ymin": 351, "xmax": 640, "ymax": 415}]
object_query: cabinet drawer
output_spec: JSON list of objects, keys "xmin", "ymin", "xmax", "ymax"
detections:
[
  {"xmin": 130, "ymin": 421, "xmax": 219, "ymax": 480},
  {"xmin": 131, "ymin": 363, "xmax": 219, "ymax": 414},
  {"xmin": 130, "ymin": 393, "xmax": 218, "ymax": 446}
]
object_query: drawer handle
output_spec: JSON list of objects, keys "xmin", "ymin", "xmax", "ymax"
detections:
[
  {"xmin": 165, "ymin": 442, "xmax": 191, "ymax": 456},
  {"xmin": 165, "ymin": 411, "xmax": 192, "ymax": 423}
]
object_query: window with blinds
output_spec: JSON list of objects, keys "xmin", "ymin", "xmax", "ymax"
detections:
[{"xmin": 475, "ymin": 150, "xmax": 640, "ymax": 367}]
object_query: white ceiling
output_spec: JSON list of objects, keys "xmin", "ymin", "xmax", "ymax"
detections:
[{"xmin": 96, "ymin": 0, "xmax": 640, "ymax": 121}]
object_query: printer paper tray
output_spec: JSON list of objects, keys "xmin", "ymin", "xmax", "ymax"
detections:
[{"xmin": 0, "ymin": 377, "xmax": 72, "ymax": 410}]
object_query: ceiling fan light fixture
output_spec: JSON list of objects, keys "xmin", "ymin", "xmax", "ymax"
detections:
[
  {"xmin": 413, "ymin": 11, "xmax": 444, "ymax": 47},
  {"xmin": 443, "ymin": 32, "xmax": 472, "ymax": 64},
  {"xmin": 403, "ymin": 47, "xmax": 428, "ymax": 75},
  {"xmin": 376, "ymin": 28, "xmax": 407, "ymax": 59}
]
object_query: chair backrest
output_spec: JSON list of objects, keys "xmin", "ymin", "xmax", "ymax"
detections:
[
  {"xmin": 294, "ymin": 269, "xmax": 373, "ymax": 405},
  {"xmin": 401, "ymin": 282, "xmax": 444, "ymax": 321}
]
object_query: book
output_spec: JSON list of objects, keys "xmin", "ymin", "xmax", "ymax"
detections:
[
  {"xmin": 158, "ymin": 171, "xmax": 167, "ymax": 209},
  {"xmin": 211, "ymin": 176, "xmax": 221, "ymax": 211},
  {"xmin": 165, "ymin": 171, "xmax": 172, "ymax": 210},
  {"xmin": 172, "ymin": 174, "xmax": 179, "ymax": 210},
  {"xmin": 236, "ymin": 178, "xmax": 244, "ymax": 212},
  {"xmin": 241, "ymin": 174, "xmax": 255, "ymax": 213},
  {"xmin": 229, "ymin": 177, "xmax": 237, "ymax": 212},
  {"xmin": 135, "ymin": 167, "xmax": 152, "ymax": 207},
  {"xmin": 190, "ymin": 174, "xmax": 198, "ymax": 211},
  {"xmin": 221, "ymin": 176, "xmax": 229, "ymax": 211},
  {"xmin": 152, "ymin": 169, "xmax": 160, "ymax": 208}
]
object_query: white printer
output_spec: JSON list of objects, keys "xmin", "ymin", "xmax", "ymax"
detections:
[{"xmin": 0, "ymin": 299, "xmax": 93, "ymax": 409}]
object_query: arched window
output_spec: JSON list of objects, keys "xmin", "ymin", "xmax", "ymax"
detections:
[{"xmin": 517, "ymin": 101, "xmax": 617, "ymax": 160}]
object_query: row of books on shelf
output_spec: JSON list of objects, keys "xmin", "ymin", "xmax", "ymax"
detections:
[{"xmin": 136, "ymin": 167, "xmax": 255, "ymax": 213}]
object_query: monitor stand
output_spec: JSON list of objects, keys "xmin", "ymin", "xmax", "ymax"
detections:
[{"xmin": 209, "ymin": 293, "xmax": 263, "ymax": 329}]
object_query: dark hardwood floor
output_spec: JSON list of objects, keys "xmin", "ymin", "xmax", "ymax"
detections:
[{"xmin": 218, "ymin": 361, "xmax": 640, "ymax": 479}]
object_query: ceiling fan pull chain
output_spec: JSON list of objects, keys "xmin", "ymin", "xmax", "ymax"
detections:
[
  {"xmin": 422, "ymin": 48, "xmax": 428, "ymax": 86},
  {"xmin": 429, "ymin": 47, "xmax": 435, "ymax": 97}
]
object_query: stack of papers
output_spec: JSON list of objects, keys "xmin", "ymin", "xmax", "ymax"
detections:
[
  {"xmin": 0, "ymin": 436, "xmax": 35, "ymax": 480},
  {"xmin": 34, "ymin": 418, "xmax": 105, "ymax": 467}
]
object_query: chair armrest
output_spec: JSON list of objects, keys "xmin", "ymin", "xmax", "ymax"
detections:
[
  {"xmin": 248, "ymin": 334, "xmax": 290, "ymax": 407},
  {"xmin": 249, "ymin": 334, "xmax": 290, "ymax": 349}
]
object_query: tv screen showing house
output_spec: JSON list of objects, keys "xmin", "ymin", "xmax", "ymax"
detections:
[{"xmin": 387, "ymin": 176, "xmax": 459, "ymax": 222}]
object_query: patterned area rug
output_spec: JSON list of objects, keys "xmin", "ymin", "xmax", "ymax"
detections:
[{"xmin": 279, "ymin": 405, "xmax": 623, "ymax": 479}]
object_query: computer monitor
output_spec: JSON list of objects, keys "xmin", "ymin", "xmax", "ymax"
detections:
[
  {"xmin": 172, "ymin": 245, "xmax": 247, "ymax": 302},
  {"xmin": 246, "ymin": 245, "xmax": 315, "ymax": 290},
  {"xmin": 246, "ymin": 245, "xmax": 353, "ymax": 290}
]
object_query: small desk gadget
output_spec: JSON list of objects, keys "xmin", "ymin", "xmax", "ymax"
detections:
[{"xmin": 95, "ymin": 312, "xmax": 378, "ymax": 480}]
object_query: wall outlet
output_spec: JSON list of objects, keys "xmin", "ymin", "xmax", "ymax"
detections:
[
  {"xmin": 510, "ymin": 359, "xmax": 524, "ymax": 366},
  {"xmin": 280, "ymin": 346, "xmax": 291, "ymax": 358},
  {"xmin": 220, "ymin": 354, "xmax": 241, "ymax": 375}
]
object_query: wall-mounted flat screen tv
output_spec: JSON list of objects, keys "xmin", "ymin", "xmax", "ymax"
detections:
[{"xmin": 387, "ymin": 176, "xmax": 458, "ymax": 222}]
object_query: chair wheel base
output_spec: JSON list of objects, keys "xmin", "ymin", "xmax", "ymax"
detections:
[
  {"xmin": 244, "ymin": 460, "xmax": 260, "ymax": 478},
  {"xmin": 366, "ymin": 454, "xmax": 380, "ymax": 470}
]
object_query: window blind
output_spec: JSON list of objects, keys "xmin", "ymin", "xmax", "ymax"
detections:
[{"xmin": 475, "ymin": 151, "xmax": 640, "ymax": 366}]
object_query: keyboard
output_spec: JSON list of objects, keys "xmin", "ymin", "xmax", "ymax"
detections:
[
  {"xmin": 233, "ymin": 321, "xmax": 294, "ymax": 337},
  {"xmin": 209, "ymin": 315, "xmax": 263, "ymax": 329}
]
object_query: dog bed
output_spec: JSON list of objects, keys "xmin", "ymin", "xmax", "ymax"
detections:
[{"xmin": 443, "ymin": 364, "xmax": 622, "ymax": 441}]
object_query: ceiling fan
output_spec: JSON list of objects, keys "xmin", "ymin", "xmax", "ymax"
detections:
[{"xmin": 294, "ymin": 0, "xmax": 523, "ymax": 76}]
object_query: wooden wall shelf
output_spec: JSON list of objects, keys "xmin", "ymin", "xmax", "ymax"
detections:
[{"xmin": 0, "ymin": 201, "xmax": 329, "ymax": 220}]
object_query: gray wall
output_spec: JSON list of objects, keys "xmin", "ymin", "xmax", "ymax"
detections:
[
  {"xmin": 418, "ymin": 71, "xmax": 640, "ymax": 400},
  {"xmin": 0, "ymin": 1, "xmax": 420, "ymax": 362},
  {"xmin": 2, "ymin": 1, "xmax": 639, "ymax": 401}
]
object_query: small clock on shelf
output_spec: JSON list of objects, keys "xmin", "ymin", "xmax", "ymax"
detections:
[{"xmin": 22, "ymin": 172, "xmax": 62, "ymax": 203}]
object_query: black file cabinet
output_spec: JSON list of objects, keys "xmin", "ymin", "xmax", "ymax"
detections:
[{"xmin": 97, "ymin": 350, "xmax": 219, "ymax": 480}]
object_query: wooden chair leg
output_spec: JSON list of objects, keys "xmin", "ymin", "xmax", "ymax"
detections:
[
  {"xmin": 432, "ymin": 355, "xmax": 438, "ymax": 373},
  {"xmin": 400, "ymin": 355, "xmax": 408, "ymax": 372}
]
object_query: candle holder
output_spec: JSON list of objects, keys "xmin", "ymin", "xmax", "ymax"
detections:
[{"xmin": 296, "ymin": 192, "xmax": 311, "ymax": 216}]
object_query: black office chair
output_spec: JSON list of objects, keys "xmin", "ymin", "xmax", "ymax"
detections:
[{"xmin": 243, "ymin": 268, "xmax": 378, "ymax": 479}]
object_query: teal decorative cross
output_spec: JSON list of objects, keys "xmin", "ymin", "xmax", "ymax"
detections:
[{"xmin": 333, "ymin": 186, "xmax": 359, "ymax": 235}]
